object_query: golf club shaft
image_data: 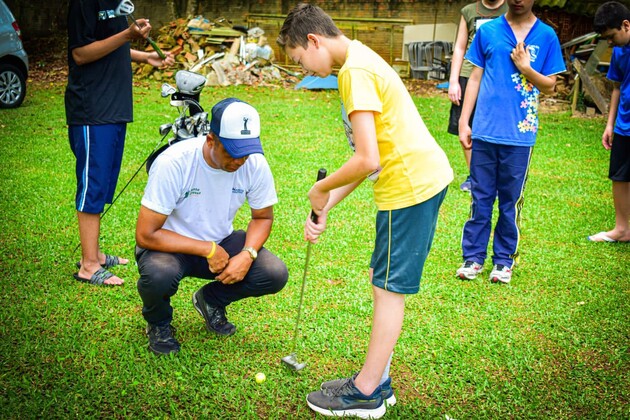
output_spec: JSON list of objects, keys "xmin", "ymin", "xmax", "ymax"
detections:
[
  {"xmin": 128, "ymin": 13, "xmax": 166, "ymax": 59},
  {"xmin": 288, "ymin": 168, "xmax": 327, "ymax": 353},
  {"xmin": 289, "ymin": 241, "xmax": 312, "ymax": 354}
]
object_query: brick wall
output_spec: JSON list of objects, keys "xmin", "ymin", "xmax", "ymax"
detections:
[{"xmin": 534, "ymin": 7, "xmax": 594, "ymax": 45}]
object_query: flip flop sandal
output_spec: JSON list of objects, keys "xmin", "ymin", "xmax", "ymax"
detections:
[
  {"xmin": 73, "ymin": 267, "xmax": 117, "ymax": 286},
  {"xmin": 75, "ymin": 254, "xmax": 128, "ymax": 269},
  {"xmin": 587, "ymin": 232, "xmax": 617, "ymax": 243}
]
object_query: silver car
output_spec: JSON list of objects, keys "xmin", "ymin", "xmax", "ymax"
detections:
[{"xmin": 0, "ymin": 0, "xmax": 28, "ymax": 108}]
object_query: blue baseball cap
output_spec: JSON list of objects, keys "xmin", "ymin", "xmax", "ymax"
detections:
[{"xmin": 210, "ymin": 98, "xmax": 263, "ymax": 158}]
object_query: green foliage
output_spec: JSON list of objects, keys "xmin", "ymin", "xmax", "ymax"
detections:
[{"xmin": 0, "ymin": 81, "xmax": 628, "ymax": 419}]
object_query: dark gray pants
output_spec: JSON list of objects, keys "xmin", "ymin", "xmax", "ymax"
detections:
[{"xmin": 136, "ymin": 230, "xmax": 288, "ymax": 325}]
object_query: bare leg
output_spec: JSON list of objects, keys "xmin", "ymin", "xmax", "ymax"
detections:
[
  {"xmin": 76, "ymin": 211, "xmax": 124, "ymax": 285},
  {"xmin": 607, "ymin": 181, "xmax": 630, "ymax": 242},
  {"xmin": 354, "ymin": 270, "xmax": 405, "ymax": 396},
  {"xmin": 463, "ymin": 147, "xmax": 471, "ymax": 171}
]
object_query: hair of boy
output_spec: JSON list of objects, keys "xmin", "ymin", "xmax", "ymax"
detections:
[
  {"xmin": 276, "ymin": 3, "xmax": 343, "ymax": 49},
  {"xmin": 594, "ymin": 1, "xmax": 630, "ymax": 33}
]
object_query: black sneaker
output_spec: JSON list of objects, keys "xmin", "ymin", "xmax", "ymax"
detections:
[
  {"xmin": 321, "ymin": 374, "xmax": 396, "ymax": 407},
  {"xmin": 192, "ymin": 287, "xmax": 236, "ymax": 336},
  {"xmin": 146, "ymin": 322, "xmax": 180, "ymax": 355},
  {"xmin": 306, "ymin": 377, "xmax": 385, "ymax": 419}
]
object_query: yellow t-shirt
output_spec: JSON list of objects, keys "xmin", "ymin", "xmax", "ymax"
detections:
[{"xmin": 338, "ymin": 40, "xmax": 453, "ymax": 211}]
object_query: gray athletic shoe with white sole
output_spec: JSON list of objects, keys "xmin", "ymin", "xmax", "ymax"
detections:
[
  {"xmin": 321, "ymin": 374, "xmax": 396, "ymax": 407},
  {"xmin": 307, "ymin": 377, "xmax": 385, "ymax": 419}
]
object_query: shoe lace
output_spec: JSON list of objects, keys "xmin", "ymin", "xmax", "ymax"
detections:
[
  {"xmin": 328, "ymin": 378, "xmax": 355, "ymax": 397},
  {"xmin": 154, "ymin": 324, "xmax": 177, "ymax": 342},
  {"xmin": 212, "ymin": 306, "xmax": 229, "ymax": 325},
  {"xmin": 463, "ymin": 261, "xmax": 476, "ymax": 268}
]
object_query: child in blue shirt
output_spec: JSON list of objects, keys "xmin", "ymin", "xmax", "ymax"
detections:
[
  {"xmin": 456, "ymin": 0, "xmax": 565, "ymax": 284},
  {"xmin": 588, "ymin": 1, "xmax": 630, "ymax": 243}
]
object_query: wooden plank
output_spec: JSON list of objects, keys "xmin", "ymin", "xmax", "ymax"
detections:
[
  {"xmin": 572, "ymin": 59, "xmax": 609, "ymax": 115},
  {"xmin": 571, "ymin": 75, "xmax": 580, "ymax": 114},
  {"xmin": 585, "ymin": 40, "xmax": 610, "ymax": 75}
]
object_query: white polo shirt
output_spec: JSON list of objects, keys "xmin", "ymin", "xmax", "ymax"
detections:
[{"xmin": 141, "ymin": 136, "xmax": 277, "ymax": 242}]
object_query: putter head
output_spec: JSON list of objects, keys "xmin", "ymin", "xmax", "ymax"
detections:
[
  {"xmin": 114, "ymin": 0, "xmax": 135, "ymax": 16},
  {"xmin": 281, "ymin": 353, "xmax": 306, "ymax": 371}
]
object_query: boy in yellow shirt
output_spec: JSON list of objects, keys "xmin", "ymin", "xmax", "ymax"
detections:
[{"xmin": 278, "ymin": 4, "xmax": 453, "ymax": 418}]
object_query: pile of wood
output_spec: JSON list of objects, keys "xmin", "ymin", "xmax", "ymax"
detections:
[{"xmin": 131, "ymin": 16, "xmax": 300, "ymax": 87}]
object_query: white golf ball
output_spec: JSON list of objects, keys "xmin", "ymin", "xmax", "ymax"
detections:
[{"xmin": 255, "ymin": 372, "xmax": 266, "ymax": 383}]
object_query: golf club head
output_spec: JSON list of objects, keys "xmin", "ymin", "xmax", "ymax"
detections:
[
  {"xmin": 158, "ymin": 123, "xmax": 172, "ymax": 136},
  {"xmin": 281, "ymin": 353, "xmax": 306, "ymax": 371},
  {"xmin": 114, "ymin": 0, "xmax": 135, "ymax": 16},
  {"xmin": 161, "ymin": 83, "xmax": 176, "ymax": 97}
]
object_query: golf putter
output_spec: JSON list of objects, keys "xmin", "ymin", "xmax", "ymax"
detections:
[
  {"xmin": 115, "ymin": 0, "xmax": 166, "ymax": 59},
  {"xmin": 282, "ymin": 168, "xmax": 327, "ymax": 371}
]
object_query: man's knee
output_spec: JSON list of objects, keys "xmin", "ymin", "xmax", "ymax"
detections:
[
  {"xmin": 137, "ymin": 252, "xmax": 182, "ymax": 296},
  {"xmin": 267, "ymin": 260, "xmax": 289, "ymax": 294}
]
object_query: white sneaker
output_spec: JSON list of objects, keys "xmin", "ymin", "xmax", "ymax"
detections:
[
  {"xmin": 490, "ymin": 264, "xmax": 512, "ymax": 284},
  {"xmin": 456, "ymin": 261, "xmax": 484, "ymax": 280}
]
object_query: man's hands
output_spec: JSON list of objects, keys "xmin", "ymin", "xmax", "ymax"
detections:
[
  {"xmin": 206, "ymin": 243, "xmax": 254, "ymax": 285},
  {"xmin": 207, "ymin": 242, "xmax": 229, "ymax": 274}
]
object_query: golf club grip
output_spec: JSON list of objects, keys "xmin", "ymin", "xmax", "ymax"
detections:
[
  {"xmin": 310, "ymin": 168, "xmax": 327, "ymax": 223},
  {"xmin": 148, "ymin": 38, "xmax": 166, "ymax": 59}
]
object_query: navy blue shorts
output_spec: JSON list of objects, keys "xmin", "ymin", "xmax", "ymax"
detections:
[
  {"xmin": 370, "ymin": 188, "xmax": 447, "ymax": 294},
  {"xmin": 447, "ymin": 76, "xmax": 476, "ymax": 136},
  {"xmin": 610, "ymin": 133, "xmax": 630, "ymax": 182},
  {"xmin": 69, "ymin": 124, "xmax": 126, "ymax": 214}
]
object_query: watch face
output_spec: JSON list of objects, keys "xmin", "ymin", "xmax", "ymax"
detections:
[{"xmin": 244, "ymin": 247, "xmax": 257, "ymax": 260}]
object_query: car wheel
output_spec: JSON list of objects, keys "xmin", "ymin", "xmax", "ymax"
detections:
[{"xmin": 0, "ymin": 63, "xmax": 26, "ymax": 109}]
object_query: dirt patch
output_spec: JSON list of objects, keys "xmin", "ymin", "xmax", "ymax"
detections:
[
  {"xmin": 23, "ymin": 35, "xmax": 68, "ymax": 85},
  {"xmin": 404, "ymin": 79, "xmax": 446, "ymax": 98}
]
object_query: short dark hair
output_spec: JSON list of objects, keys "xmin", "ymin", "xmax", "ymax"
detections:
[
  {"xmin": 277, "ymin": 3, "xmax": 343, "ymax": 49},
  {"xmin": 594, "ymin": 1, "xmax": 630, "ymax": 33}
]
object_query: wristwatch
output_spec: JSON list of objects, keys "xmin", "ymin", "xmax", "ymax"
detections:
[{"xmin": 242, "ymin": 246, "xmax": 258, "ymax": 261}]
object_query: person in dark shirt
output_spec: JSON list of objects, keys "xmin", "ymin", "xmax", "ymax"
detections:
[{"xmin": 65, "ymin": 0, "xmax": 174, "ymax": 286}]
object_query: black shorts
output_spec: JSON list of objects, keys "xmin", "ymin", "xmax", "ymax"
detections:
[
  {"xmin": 610, "ymin": 133, "xmax": 630, "ymax": 182},
  {"xmin": 447, "ymin": 76, "xmax": 476, "ymax": 136}
]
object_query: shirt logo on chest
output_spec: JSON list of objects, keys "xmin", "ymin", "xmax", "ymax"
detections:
[
  {"xmin": 528, "ymin": 45, "xmax": 540, "ymax": 63},
  {"xmin": 183, "ymin": 188, "xmax": 201, "ymax": 200},
  {"xmin": 98, "ymin": 10, "xmax": 117, "ymax": 20}
]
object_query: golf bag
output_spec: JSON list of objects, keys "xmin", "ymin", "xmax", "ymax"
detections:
[{"xmin": 146, "ymin": 70, "xmax": 210, "ymax": 172}]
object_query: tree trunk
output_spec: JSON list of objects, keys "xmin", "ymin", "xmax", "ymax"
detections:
[
  {"xmin": 165, "ymin": 0, "xmax": 177, "ymax": 20},
  {"xmin": 185, "ymin": 0, "xmax": 199, "ymax": 18}
]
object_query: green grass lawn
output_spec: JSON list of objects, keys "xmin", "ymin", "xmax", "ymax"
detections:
[{"xmin": 0, "ymin": 79, "xmax": 628, "ymax": 419}]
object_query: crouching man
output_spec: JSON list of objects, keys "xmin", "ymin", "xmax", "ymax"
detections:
[{"xmin": 135, "ymin": 97, "xmax": 288, "ymax": 355}]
